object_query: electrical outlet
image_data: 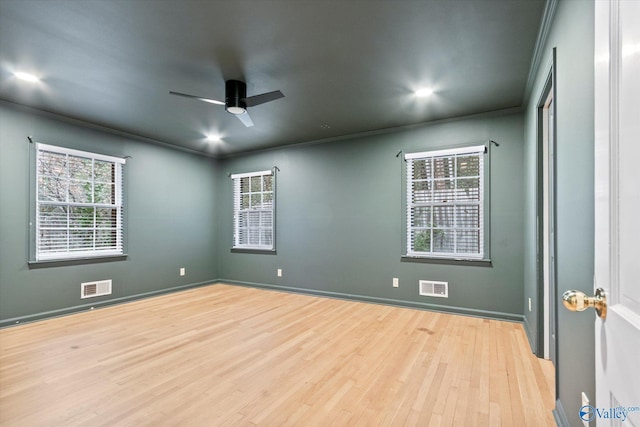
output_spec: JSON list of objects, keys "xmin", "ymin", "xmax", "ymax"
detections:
[
  {"xmin": 392, "ymin": 278, "xmax": 399, "ymax": 288},
  {"xmin": 277, "ymin": 268, "xmax": 282, "ymax": 277},
  {"xmin": 528, "ymin": 298, "xmax": 532, "ymax": 312},
  {"xmin": 180, "ymin": 267, "xmax": 185, "ymax": 276}
]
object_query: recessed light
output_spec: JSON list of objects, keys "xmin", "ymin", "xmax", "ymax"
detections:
[
  {"xmin": 206, "ymin": 134, "xmax": 221, "ymax": 142},
  {"xmin": 14, "ymin": 71, "xmax": 39, "ymax": 83},
  {"xmin": 415, "ymin": 87, "xmax": 434, "ymax": 97}
]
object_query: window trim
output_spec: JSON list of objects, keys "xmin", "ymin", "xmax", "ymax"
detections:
[
  {"xmin": 31, "ymin": 142, "xmax": 126, "ymax": 263},
  {"xmin": 403, "ymin": 143, "xmax": 490, "ymax": 261},
  {"xmin": 231, "ymin": 169, "xmax": 276, "ymax": 252}
]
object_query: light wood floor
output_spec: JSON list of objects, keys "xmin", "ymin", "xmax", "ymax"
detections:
[{"xmin": 0, "ymin": 284, "xmax": 555, "ymax": 426}]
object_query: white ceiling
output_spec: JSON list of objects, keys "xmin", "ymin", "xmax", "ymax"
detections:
[{"xmin": 0, "ymin": 0, "xmax": 547, "ymax": 156}]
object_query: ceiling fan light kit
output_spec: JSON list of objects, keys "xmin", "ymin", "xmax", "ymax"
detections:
[{"xmin": 225, "ymin": 80, "xmax": 247, "ymax": 115}]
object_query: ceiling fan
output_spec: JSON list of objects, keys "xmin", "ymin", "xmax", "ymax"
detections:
[{"xmin": 170, "ymin": 80, "xmax": 284, "ymax": 127}]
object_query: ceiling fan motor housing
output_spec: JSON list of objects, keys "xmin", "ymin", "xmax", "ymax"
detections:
[{"xmin": 225, "ymin": 80, "xmax": 247, "ymax": 115}]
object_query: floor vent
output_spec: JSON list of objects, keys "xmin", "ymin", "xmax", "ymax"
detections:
[
  {"xmin": 419, "ymin": 280, "xmax": 448, "ymax": 298},
  {"xmin": 81, "ymin": 280, "xmax": 112, "ymax": 299}
]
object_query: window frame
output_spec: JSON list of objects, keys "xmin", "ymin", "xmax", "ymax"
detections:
[
  {"xmin": 31, "ymin": 142, "xmax": 126, "ymax": 262},
  {"xmin": 403, "ymin": 144, "xmax": 490, "ymax": 261},
  {"xmin": 231, "ymin": 169, "xmax": 276, "ymax": 252}
]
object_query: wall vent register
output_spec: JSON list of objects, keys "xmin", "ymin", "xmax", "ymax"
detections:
[
  {"xmin": 81, "ymin": 280, "xmax": 112, "ymax": 299},
  {"xmin": 419, "ymin": 280, "xmax": 449, "ymax": 298}
]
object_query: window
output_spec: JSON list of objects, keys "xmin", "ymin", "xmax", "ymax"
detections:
[
  {"xmin": 231, "ymin": 170, "xmax": 275, "ymax": 251},
  {"xmin": 405, "ymin": 145, "xmax": 486, "ymax": 259},
  {"xmin": 35, "ymin": 143, "xmax": 125, "ymax": 261}
]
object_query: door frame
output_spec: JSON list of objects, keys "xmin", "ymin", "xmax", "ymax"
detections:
[{"xmin": 536, "ymin": 48, "xmax": 558, "ymax": 395}]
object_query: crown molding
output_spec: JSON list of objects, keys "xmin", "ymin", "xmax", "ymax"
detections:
[{"xmin": 523, "ymin": 0, "xmax": 559, "ymax": 104}]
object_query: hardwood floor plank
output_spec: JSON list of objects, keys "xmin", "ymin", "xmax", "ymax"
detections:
[{"xmin": 0, "ymin": 284, "xmax": 555, "ymax": 426}]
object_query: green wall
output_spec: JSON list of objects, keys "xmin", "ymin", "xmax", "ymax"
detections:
[
  {"xmin": 217, "ymin": 112, "xmax": 525, "ymax": 320},
  {"xmin": 0, "ymin": 101, "xmax": 219, "ymax": 325},
  {"xmin": 1, "ymin": 100, "xmax": 525, "ymax": 325},
  {"xmin": 523, "ymin": 0, "xmax": 595, "ymax": 425}
]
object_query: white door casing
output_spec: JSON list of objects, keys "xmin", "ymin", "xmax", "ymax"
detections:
[{"xmin": 543, "ymin": 89, "xmax": 555, "ymax": 362}]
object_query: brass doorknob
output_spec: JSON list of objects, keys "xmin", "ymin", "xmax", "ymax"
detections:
[{"xmin": 562, "ymin": 288, "xmax": 607, "ymax": 319}]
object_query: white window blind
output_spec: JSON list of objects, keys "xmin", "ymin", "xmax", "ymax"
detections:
[
  {"xmin": 231, "ymin": 170, "xmax": 274, "ymax": 250},
  {"xmin": 405, "ymin": 145, "xmax": 485, "ymax": 259},
  {"xmin": 35, "ymin": 143, "xmax": 125, "ymax": 261}
]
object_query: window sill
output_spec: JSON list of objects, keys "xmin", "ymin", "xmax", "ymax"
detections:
[
  {"xmin": 401, "ymin": 255, "xmax": 492, "ymax": 267},
  {"xmin": 230, "ymin": 248, "xmax": 277, "ymax": 255},
  {"xmin": 28, "ymin": 254, "xmax": 128, "ymax": 269}
]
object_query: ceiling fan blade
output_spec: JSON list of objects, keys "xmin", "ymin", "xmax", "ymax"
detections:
[
  {"xmin": 169, "ymin": 91, "xmax": 224, "ymax": 105},
  {"xmin": 243, "ymin": 90, "xmax": 284, "ymax": 107},
  {"xmin": 235, "ymin": 111, "xmax": 254, "ymax": 127}
]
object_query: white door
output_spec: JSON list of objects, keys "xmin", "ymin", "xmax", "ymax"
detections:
[{"xmin": 593, "ymin": 0, "xmax": 640, "ymax": 425}]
